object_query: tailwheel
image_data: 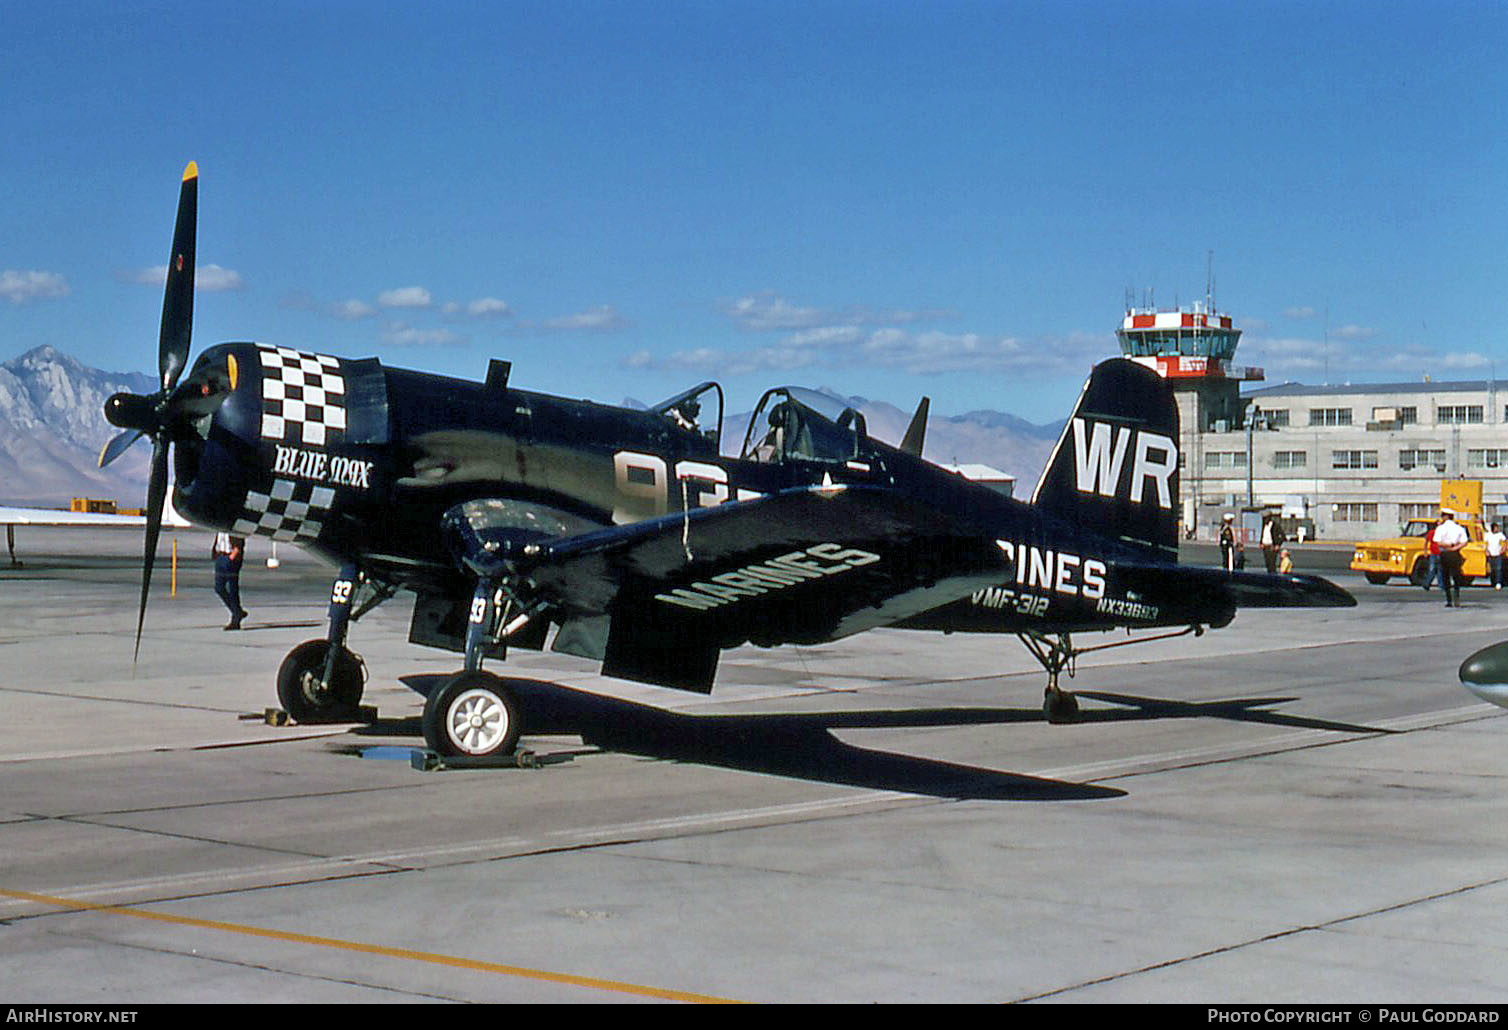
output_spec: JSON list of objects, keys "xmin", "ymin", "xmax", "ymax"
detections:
[
  {"xmin": 1018, "ymin": 626, "xmax": 1205, "ymax": 724},
  {"xmin": 1019, "ymin": 632, "xmax": 1082, "ymax": 724},
  {"xmin": 423, "ymin": 670, "xmax": 521, "ymax": 758},
  {"xmin": 276, "ymin": 639, "xmax": 366, "ymax": 722},
  {"xmin": 1044, "ymin": 683, "xmax": 1080, "ymax": 724}
]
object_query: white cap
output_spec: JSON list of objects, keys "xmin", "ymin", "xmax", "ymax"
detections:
[{"xmin": 1223, "ymin": 512, "xmax": 1234, "ymax": 520}]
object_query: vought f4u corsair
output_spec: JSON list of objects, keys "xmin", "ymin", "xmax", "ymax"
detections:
[{"xmin": 103, "ymin": 164, "xmax": 1355, "ymax": 758}]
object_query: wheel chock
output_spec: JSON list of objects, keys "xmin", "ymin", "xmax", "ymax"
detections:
[
  {"xmin": 247, "ymin": 706, "xmax": 377, "ymax": 726},
  {"xmin": 411, "ymin": 748, "xmax": 576, "ymax": 772}
]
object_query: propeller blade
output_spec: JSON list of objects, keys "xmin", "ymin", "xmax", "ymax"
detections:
[
  {"xmin": 98, "ymin": 428, "xmax": 144, "ymax": 469},
  {"xmin": 157, "ymin": 161, "xmax": 197, "ymax": 393},
  {"xmin": 134, "ymin": 438, "xmax": 170, "ymax": 662}
]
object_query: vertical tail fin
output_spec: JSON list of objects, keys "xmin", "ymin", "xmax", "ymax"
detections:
[
  {"xmin": 899, "ymin": 396, "xmax": 929, "ymax": 457},
  {"xmin": 1031, "ymin": 359, "xmax": 1180, "ymax": 558}
]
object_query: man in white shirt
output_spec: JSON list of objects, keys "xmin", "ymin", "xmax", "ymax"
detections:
[
  {"xmin": 1434, "ymin": 509, "xmax": 1470, "ymax": 608},
  {"xmin": 212, "ymin": 532, "xmax": 249, "ymax": 630},
  {"xmin": 1485, "ymin": 521, "xmax": 1506, "ymax": 590}
]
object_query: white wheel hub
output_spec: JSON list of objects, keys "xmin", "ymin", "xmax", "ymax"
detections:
[{"xmin": 445, "ymin": 687, "xmax": 510, "ymax": 755}]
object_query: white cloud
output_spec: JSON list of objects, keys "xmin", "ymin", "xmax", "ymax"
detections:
[
  {"xmin": 0, "ymin": 269, "xmax": 69, "ymax": 304},
  {"xmin": 724, "ymin": 293, "xmax": 829, "ymax": 331},
  {"xmin": 1440, "ymin": 351, "xmax": 1492, "ymax": 370},
  {"xmin": 627, "ymin": 327, "xmax": 1114, "ymax": 378},
  {"xmin": 649, "ymin": 345, "xmax": 821, "ymax": 377},
  {"xmin": 722, "ymin": 291, "xmax": 953, "ymax": 332},
  {"xmin": 1331, "ymin": 323, "xmax": 1379, "ymax": 342},
  {"xmin": 377, "ymin": 285, "xmax": 433, "ymax": 308},
  {"xmin": 542, "ymin": 305, "xmax": 629, "ymax": 331},
  {"xmin": 331, "ymin": 298, "xmax": 376, "ymax": 320},
  {"xmin": 1242, "ymin": 333, "xmax": 1495, "ymax": 383},
  {"xmin": 198, "ymin": 265, "xmax": 245, "ymax": 291},
  {"xmin": 466, "ymin": 297, "xmax": 512, "ymax": 318},
  {"xmin": 126, "ymin": 263, "xmax": 244, "ymax": 291},
  {"xmin": 784, "ymin": 326, "xmax": 864, "ymax": 348},
  {"xmin": 1282, "ymin": 306, "xmax": 1318, "ymax": 319},
  {"xmin": 381, "ymin": 321, "xmax": 461, "ymax": 348}
]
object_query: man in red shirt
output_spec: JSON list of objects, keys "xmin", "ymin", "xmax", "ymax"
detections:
[{"xmin": 1423, "ymin": 520, "xmax": 1441, "ymax": 592}]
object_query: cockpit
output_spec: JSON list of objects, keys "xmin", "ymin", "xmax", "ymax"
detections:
[
  {"xmin": 650, "ymin": 381, "xmax": 724, "ymax": 452},
  {"xmin": 739, "ymin": 386, "xmax": 868, "ymax": 464}
]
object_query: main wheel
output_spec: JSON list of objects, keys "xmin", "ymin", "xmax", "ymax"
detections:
[
  {"xmin": 276, "ymin": 639, "xmax": 365, "ymax": 722},
  {"xmin": 1364, "ymin": 572, "xmax": 1390, "ymax": 585},
  {"xmin": 423, "ymin": 671, "xmax": 521, "ymax": 758},
  {"xmin": 1409, "ymin": 560, "xmax": 1429, "ymax": 587}
]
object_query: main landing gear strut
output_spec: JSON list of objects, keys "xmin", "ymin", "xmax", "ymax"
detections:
[
  {"xmin": 1018, "ymin": 626, "xmax": 1204, "ymax": 724},
  {"xmin": 275, "ymin": 562, "xmax": 392, "ymax": 723},
  {"xmin": 420, "ymin": 576, "xmax": 549, "ymax": 760}
]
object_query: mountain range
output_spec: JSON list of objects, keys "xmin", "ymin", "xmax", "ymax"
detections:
[
  {"xmin": 0, "ymin": 346, "xmax": 1064, "ymax": 507},
  {"xmin": 0, "ymin": 346, "xmax": 155, "ymax": 508}
]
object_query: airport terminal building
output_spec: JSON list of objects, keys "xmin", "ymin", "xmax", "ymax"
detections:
[{"xmin": 1118, "ymin": 305, "xmax": 1508, "ymax": 541}]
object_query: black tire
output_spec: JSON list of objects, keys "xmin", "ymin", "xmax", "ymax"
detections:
[
  {"xmin": 423, "ymin": 671, "xmax": 521, "ymax": 758},
  {"xmin": 1409, "ymin": 561, "xmax": 1429, "ymax": 587},
  {"xmin": 276, "ymin": 639, "xmax": 365, "ymax": 722},
  {"xmin": 1364, "ymin": 572, "xmax": 1390, "ymax": 585},
  {"xmin": 1043, "ymin": 688, "xmax": 1080, "ymax": 725}
]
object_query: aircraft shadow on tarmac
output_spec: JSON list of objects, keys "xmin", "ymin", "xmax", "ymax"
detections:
[
  {"xmin": 1070, "ymin": 691, "xmax": 1396, "ymax": 736},
  {"xmin": 347, "ymin": 676, "xmax": 1393, "ymax": 802}
]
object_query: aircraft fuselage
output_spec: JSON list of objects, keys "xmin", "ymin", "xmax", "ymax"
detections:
[{"xmin": 169, "ymin": 343, "xmax": 1233, "ymax": 652}]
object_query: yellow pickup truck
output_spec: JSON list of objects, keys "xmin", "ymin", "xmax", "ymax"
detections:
[{"xmin": 1351, "ymin": 517, "xmax": 1487, "ymax": 585}]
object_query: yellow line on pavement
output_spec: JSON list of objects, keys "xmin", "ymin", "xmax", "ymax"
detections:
[{"xmin": 2, "ymin": 887, "xmax": 739, "ymax": 1004}]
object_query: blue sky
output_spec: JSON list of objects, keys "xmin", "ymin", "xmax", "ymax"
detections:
[{"xmin": 2, "ymin": 0, "xmax": 1504, "ymax": 423}]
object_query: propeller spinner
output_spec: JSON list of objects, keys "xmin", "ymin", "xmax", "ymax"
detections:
[{"xmin": 100, "ymin": 161, "xmax": 199, "ymax": 659}]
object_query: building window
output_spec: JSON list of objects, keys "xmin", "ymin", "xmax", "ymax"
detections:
[
  {"xmin": 1398, "ymin": 407, "xmax": 1418, "ymax": 425},
  {"xmin": 1272, "ymin": 450, "xmax": 1307, "ymax": 469},
  {"xmin": 1468, "ymin": 448, "xmax": 1508, "ymax": 470},
  {"xmin": 1204, "ymin": 451, "xmax": 1248, "ymax": 470},
  {"xmin": 1333, "ymin": 503, "xmax": 1379, "ymax": 522},
  {"xmin": 1400, "ymin": 503, "xmax": 1436, "ymax": 522},
  {"xmin": 1399, "ymin": 448, "xmax": 1447, "ymax": 471},
  {"xmin": 1332, "ymin": 450, "xmax": 1378, "ymax": 470},
  {"xmin": 1309, "ymin": 407, "xmax": 1353, "ymax": 427},
  {"xmin": 1437, "ymin": 405, "xmax": 1483, "ymax": 424},
  {"xmin": 1263, "ymin": 409, "xmax": 1290, "ymax": 428}
]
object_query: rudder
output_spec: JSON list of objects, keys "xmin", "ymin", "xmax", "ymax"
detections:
[{"xmin": 1031, "ymin": 358, "xmax": 1180, "ymax": 558}]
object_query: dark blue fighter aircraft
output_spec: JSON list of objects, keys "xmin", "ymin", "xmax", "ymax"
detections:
[{"xmin": 102, "ymin": 164, "xmax": 1355, "ymax": 759}]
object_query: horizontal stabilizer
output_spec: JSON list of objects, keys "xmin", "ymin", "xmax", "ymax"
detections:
[{"xmin": 1116, "ymin": 562, "xmax": 1356, "ymax": 610}]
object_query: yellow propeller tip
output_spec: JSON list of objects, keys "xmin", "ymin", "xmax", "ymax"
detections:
[{"xmin": 183, "ymin": 161, "xmax": 198, "ymax": 181}]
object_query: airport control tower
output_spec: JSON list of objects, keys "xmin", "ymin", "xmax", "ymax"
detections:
[{"xmin": 1116, "ymin": 296, "xmax": 1263, "ymax": 534}]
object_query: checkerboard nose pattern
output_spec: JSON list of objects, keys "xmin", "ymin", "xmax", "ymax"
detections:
[
  {"xmin": 229, "ymin": 345, "xmax": 350, "ymax": 542},
  {"xmin": 257, "ymin": 345, "xmax": 347, "ymax": 447}
]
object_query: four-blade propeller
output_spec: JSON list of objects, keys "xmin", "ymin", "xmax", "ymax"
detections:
[{"xmin": 100, "ymin": 161, "xmax": 199, "ymax": 660}]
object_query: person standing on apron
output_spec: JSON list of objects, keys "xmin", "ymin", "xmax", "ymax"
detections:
[{"xmin": 212, "ymin": 532, "xmax": 249, "ymax": 630}]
